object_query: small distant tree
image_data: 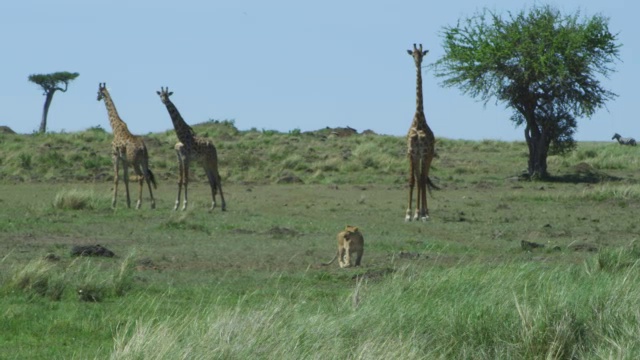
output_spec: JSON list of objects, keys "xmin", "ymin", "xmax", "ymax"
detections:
[
  {"xmin": 28, "ymin": 71, "xmax": 79, "ymax": 133},
  {"xmin": 432, "ymin": 5, "xmax": 620, "ymax": 178}
]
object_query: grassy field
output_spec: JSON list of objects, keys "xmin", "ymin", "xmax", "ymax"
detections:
[{"xmin": 2, "ymin": 125, "xmax": 640, "ymax": 358}]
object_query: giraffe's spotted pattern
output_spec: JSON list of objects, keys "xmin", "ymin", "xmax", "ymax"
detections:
[
  {"xmin": 97, "ymin": 83, "xmax": 156, "ymax": 209},
  {"xmin": 157, "ymin": 87, "xmax": 226, "ymax": 212}
]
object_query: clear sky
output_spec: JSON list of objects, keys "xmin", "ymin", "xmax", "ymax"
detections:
[{"xmin": 1, "ymin": 0, "xmax": 637, "ymax": 141}]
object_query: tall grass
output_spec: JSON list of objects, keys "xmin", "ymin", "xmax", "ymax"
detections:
[
  {"xmin": 52, "ymin": 189, "xmax": 105, "ymax": 210},
  {"xmin": 556, "ymin": 143, "xmax": 640, "ymax": 170},
  {"xmin": 109, "ymin": 261, "xmax": 640, "ymax": 359},
  {"xmin": 6, "ymin": 258, "xmax": 67, "ymax": 300},
  {"xmin": 2, "ymin": 253, "xmax": 136, "ymax": 302}
]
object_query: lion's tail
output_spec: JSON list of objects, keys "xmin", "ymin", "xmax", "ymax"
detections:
[{"xmin": 321, "ymin": 251, "xmax": 339, "ymax": 266}]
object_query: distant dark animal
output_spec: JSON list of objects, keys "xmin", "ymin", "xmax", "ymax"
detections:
[
  {"xmin": 71, "ymin": 244, "xmax": 115, "ymax": 257},
  {"xmin": 612, "ymin": 133, "xmax": 636, "ymax": 146}
]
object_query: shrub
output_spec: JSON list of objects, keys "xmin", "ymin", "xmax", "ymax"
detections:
[
  {"xmin": 38, "ymin": 151, "xmax": 68, "ymax": 169},
  {"xmin": 18, "ymin": 153, "xmax": 32, "ymax": 169},
  {"xmin": 4, "ymin": 253, "xmax": 136, "ymax": 302},
  {"xmin": 82, "ymin": 155, "xmax": 111, "ymax": 172},
  {"xmin": 112, "ymin": 252, "xmax": 136, "ymax": 296},
  {"xmin": 53, "ymin": 189, "xmax": 102, "ymax": 210},
  {"xmin": 591, "ymin": 243, "xmax": 640, "ymax": 272},
  {"xmin": 7, "ymin": 259, "xmax": 66, "ymax": 300}
]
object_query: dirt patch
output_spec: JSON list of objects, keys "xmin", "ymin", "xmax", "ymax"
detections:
[
  {"xmin": 568, "ymin": 242, "xmax": 598, "ymax": 252},
  {"xmin": 265, "ymin": 226, "xmax": 300, "ymax": 237},
  {"xmin": 276, "ymin": 171, "xmax": 304, "ymax": 184},
  {"xmin": 229, "ymin": 228, "xmax": 257, "ymax": 235},
  {"xmin": 135, "ymin": 257, "xmax": 162, "ymax": 271}
]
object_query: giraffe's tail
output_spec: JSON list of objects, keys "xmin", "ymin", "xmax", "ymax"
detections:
[
  {"xmin": 426, "ymin": 176, "xmax": 440, "ymax": 194},
  {"xmin": 147, "ymin": 169, "xmax": 157, "ymax": 189}
]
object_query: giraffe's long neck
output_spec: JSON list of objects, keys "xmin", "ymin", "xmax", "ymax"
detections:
[
  {"xmin": 163, "ymin": 99, "xmax": 194, "ymax": 143},
  {"xmin": 102, "ymin": 91, "xmax": 128, "ymax": 135},
  {"xmin": 411, "ymin": 63, "xmax": 430, "ymax": 132},
  {"xmin": 415, "ymin": 65, "xmax": 424, "ymax": 116}
]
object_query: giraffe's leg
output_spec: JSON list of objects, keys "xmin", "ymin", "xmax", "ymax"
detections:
[
  {"xmin": 112, "ymin": 155, "xmax": 119, "ymax": 209},
  {"xmin": 174, "ymin": 150, "xmax": 183, "ymax": 211},
  {"xmin": 412, "ymin": 166, "xmax": 421, "ymax": 221},
  {"xmin": 414, "ymin": 161, "xmax": 422, "ymax": 221},
  {"xmin": 420, "ymin": 156, "xmax": 433, "ymax": 221},
  {"xmin": 414, "ymin": 160, "xmax": 425, "ymax": 221},
  {"xmin": 406, "ymin": 159, "xmax": 415, "ymax": 222},
  {"xmin": 419, "ymin": 166, "xmax": 429, "ymax": 221},
  {"xmin": 414, "ymin": 170, "xmax": 422, "ymax": 221},
  {"xmin": 181, "ymin": 158, "xmax": 190, "ymax": 211},
  {"xmin": 422, "ymin": 168, "xmax": 429, "ymax": 221},
  {"xmin": 122, "ymin": 160, "xmax": 132, "ymax": 209},
  {"xmin": 143, "ymin": 165, "xmax": 156, "ymax": 210},
  {"xmin": 217, "ymin": 170, "xmax": 226, "ymax": 211},
  {"xmin": 133, "ymin": 164, "xmax": 144, "ymax": 210},
  {"xmin": 205, "ymin": 168, "xmax": 227, "ymax": 211},
  {"xmin": 205, "ymin": 169, "xmax": 217, "ymax": 211}
]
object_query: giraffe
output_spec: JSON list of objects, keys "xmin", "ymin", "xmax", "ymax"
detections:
[
  {"xmin": 97, "ymin": 83, "xmax": 156, "ymax": 209},
  {"xmin": 405, "ymin": 43, "xmax": 436, "ymax": 222},
  {"xmin": 156, "ymin": 87, "xmax": 226, "ymax": 212}
]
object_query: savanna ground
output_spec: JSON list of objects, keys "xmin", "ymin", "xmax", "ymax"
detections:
[{"xmin": 2, "ymin": 123, "xmax": 640, "ymax": 359}]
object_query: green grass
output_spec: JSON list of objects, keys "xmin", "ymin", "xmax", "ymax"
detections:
[{"xmin": 2, "ymin": 127, "xmax": 640, "ymax": 358}]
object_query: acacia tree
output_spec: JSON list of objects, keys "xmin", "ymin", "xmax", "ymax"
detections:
[
  {"xmin": 432, "ymin": 5, "xmax": 620, "ymax": 178},
  {"xmin": 28, "ymin": 71, "xmax": 79, "ymax": 133}
]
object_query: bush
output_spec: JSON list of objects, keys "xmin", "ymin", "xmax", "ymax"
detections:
[
  {"xmin": 3, "ymin": 253, "xmax": 136, "ymax": 302},
  {"xmin": 53, "ymin": 189, "xmax": 102, "ymax": 210},
  {"xmin": 7, "ymin": 259, "xmax": 66, "ymax": 300},
  {"xmin": 38, "ymin": 151, "xmax": 68, "ymax": 169},
  {"xmin": 18, "ymin": 153, "xmax": 32, "ymax": 169},
  {"xmin": 591, "ymin": 243, "xmax": 640, "ymax": 272}
]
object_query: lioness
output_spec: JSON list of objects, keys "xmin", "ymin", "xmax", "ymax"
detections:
[{"xmin": 323, "ymin": 225, "xmax": 364, "ymax": 268}]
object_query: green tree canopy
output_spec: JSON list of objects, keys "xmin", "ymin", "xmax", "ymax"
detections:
[
  {"xmin": 28, "ymin": 71, "xmax": 79, "ymax": 133},
  {"xmin": 432, "ymin": 5, "xmax": 621, "ymax": 178}
]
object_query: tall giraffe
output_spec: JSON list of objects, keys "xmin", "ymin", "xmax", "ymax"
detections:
[
  {"xmin": 97, "ymin": 83, "xmax": 156, "ymax": 209},
  {"xmin": 156, "ymin": 87, "xmax": 226, "ymax": 212},
  {"xmin": 405, "ymin": 44, "xmax": 436, "ymax": 222}
]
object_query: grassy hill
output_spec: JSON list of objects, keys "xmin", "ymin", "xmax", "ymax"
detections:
[
  {"xmin": 2, "ymin": 120, "xmax": 640, "ymax": 186},
  {"xmin": 3, "ymin": 125, "xmax": 640, "ymax": 358}
]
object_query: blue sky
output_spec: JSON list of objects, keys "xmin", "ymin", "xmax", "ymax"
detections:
[{"xmin": 1, "ymin": 0, "xmax": 637, "ymax": 141}]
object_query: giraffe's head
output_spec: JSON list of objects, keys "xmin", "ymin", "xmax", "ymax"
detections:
[
  {"xmin": 97, "ymin": 82, "xmax": 108, "ymax": 101},
  {"xmin": 407, "ymin": 43, "xmax": 429, "ymax": 68},
  {"xmin": 156, "ymin": 87, "xmax": 174, "ymax": 104}
]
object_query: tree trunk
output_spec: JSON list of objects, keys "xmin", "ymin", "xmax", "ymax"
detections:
[
  {"xmin": 38, "ymin": 91, "xmax": 55, "ymax": 133},
  {"xmin": 524, "ymin": 122, "xmax": 549, "ymax": 179}
]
